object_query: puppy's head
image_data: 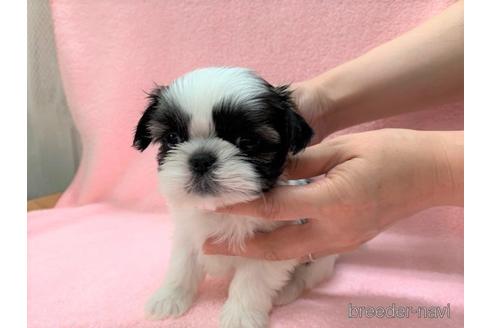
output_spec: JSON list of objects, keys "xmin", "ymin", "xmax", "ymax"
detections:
[{"xmin": 133, "ymin": 67, "xmax": 312, "ymax": 209}]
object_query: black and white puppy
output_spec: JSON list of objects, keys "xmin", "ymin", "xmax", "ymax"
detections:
[{"xmin": 133, "ymin": 67, "xmax": 336, "ymax": 328}]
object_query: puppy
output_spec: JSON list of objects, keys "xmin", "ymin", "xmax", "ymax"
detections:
[{"xmin": 133, "ymin": 67, "xmax": 336, "ymax": 328}]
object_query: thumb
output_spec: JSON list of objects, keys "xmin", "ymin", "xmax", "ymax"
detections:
[{"xmin": 285, "ymin": 140, "xmax": 349, "ymax": 179}]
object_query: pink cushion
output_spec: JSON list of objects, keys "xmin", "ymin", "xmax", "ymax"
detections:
[{"xmin": 28, "ymin": 1, "xmax": 463, "ymax": 327}]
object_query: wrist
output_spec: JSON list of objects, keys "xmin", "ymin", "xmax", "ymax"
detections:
[
  {"xmin": 382, "ymin": 130, "xmax": 463, "ymax": 216},
  {"xmin": 299, "ymin": 57, "xmax": 396, "ymax": 137},
  {"xmin": 409, "ymin": 130, "xmax": 463, "ymax": 208},
  {"xmin": 427, "ymin": 131, "xmax": 464, "ymax": 207},
  {"xmin": 307, "ymin": 63, "xmax": 371, "ymax": 135},
  {"xmin": 291, "ymin": 78, "xmax": 339, "ymax": 142}
]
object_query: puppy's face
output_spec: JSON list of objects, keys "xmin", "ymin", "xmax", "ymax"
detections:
[{"xmin": 133, "ymin": 67, "xmax": 312, "ymax": 209}]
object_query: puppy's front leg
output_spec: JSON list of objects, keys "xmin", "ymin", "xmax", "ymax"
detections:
[
  {"xmin": 145, "ymin": 235, "xmax": 204, "ymax": 320},
  {"xmin": 220, "ymin": 260, "xmax": 297, "ymax": 328}
]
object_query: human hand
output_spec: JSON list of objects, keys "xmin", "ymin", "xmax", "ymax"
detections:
[
  {"xmin": 203, "ymin": 129, "xmax": 463, "ymax": 261},
  {"xmin": 289, "ymin": 0, "xmax": 463, "ymax": 146},
  {"xmin": 289, "ymin": 80, "xmax": 338, "ymax": 145}
]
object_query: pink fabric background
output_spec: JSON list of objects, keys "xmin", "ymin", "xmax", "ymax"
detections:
[{"xmin": 28, "ymin": 1, "xmax": 463, "ymax": 327}]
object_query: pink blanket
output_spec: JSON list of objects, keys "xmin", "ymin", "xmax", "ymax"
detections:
[{"xmin": 29, "ymin": 1, "xmax": 463, "ymax": 327}]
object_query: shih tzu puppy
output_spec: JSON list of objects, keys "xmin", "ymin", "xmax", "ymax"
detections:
[{"xmin": 133, "ymin": 67, "xmax": 336, "ymax": 328}]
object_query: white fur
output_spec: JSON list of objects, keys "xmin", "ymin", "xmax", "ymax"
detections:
[
  {"xmin": 163, "ymin": 67, "xmax": 267, "ymax": 138},
  {"xmin": 159, "ymin": 138, "xmax": 261, "ymax": 210},
  {"xmin": 146, "ymin": 204, "xmax": 337, "ymax": 327},
  {"xmin": 144, "ymin": 67, "xmax": 337, "ymax": 328}
]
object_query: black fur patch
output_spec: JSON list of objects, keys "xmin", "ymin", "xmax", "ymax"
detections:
[
  {"xmin": 212, "ymin": 81, "xmax": 313, "ymax": 191},
  {"xmin": 133, "ymin": 71, "xmax": 314, "ymax": 193},
  {"xmin": 133, "ymin": 87, "xmax": 163, "ymax": 151},
  {"xmin": 133, "ymin": 86, "xmax": 191, "ymax": 165}
]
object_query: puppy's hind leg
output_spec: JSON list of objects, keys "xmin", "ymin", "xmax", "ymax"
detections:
[{"xmin": 273, "ymin": 255, "xmax": 337, "ymax": 306}]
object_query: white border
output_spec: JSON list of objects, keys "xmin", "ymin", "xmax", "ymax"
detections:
[
  {"xmin": 0, "ymin": 0, "xmax": 487, "ymax": 327},
  {"xmin": 0, "ymin": 1, "xmax": 27, "ymax": 327},
  {"xmin": 464, "ymin": 0, "xmax": 492, "ymax": 327}
]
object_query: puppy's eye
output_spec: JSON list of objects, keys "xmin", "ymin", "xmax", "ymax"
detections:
[
  {"xmin": 235, "ymin": 137, "xmax": 260, "ymax": 151},
  {"xmin": 165, "ymin": 132, "xmax": 181, "ymax": 147}
]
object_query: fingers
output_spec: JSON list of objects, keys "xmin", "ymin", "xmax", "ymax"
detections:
[
  {"xmin": 215, "ymin": 183, "xmax": 322, "ymax": 220},
  {"xmin": 215, "ymin": 148, "xmax": 357, "ymax": 221},
  {"xmin": 298, "ymin": 245, "xmax": 357, "ymax": 263},
  {"xmin": 203, "ymin": 222, "xmax": 317, "ymax": 261},
  {"xmin": 285, "ymin": 141, "xmax": 350, "ymax": 179},
  {"xmin": 294, "ymin": 231, "xmax": 367, "ymax": 262},
  {"xmin": 297, "ymin": 227, "xmax": 380, "ymax": 262},
  {"xmin": 203, "ymin": 221, "xmax": 370, "ymax": 261},
  {"xmin": 214, "ymin": 136, "xmax": 355, "ymax": 220}
]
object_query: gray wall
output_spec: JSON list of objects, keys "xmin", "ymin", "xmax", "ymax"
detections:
[{"xmin": 27, "ymin": 0, "xmax": 81, "ymax": 200}]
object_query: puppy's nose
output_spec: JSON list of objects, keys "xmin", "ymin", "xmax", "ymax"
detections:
[{"xmin": 188, "ymin": 151, "xmax": 217, "ymax": 175}]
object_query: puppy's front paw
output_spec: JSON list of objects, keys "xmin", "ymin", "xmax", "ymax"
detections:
[
  {"xmin": 220, "ymin": 301, "xmax": 268, "ymax": 328},
  {"xmin": 144, "ymin": 286, "xmax": 194, "ymax": 320}
]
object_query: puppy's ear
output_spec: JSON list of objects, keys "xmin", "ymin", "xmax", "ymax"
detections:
[
  {"xmin": 287, "ymin": 107, "xmax": 313, "ymax": 154},
  {"xmin": 132, "ymin": 86, "xmax": 166, "ymax": 151},
  {"xmin": 274, "ymin": 85, "xmax": 314, "ymax": 154}
]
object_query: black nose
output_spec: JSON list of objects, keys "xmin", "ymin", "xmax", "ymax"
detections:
[{"xmin": 188, "ymin": 151, "xmax": 217, "ymax": 175}]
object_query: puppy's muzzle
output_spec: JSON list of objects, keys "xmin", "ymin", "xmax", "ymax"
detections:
[{"xmin": 188, "ymin": 151, "xmax": 217, "ymax": 176}]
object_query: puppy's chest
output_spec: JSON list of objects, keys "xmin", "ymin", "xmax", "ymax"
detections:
[
  {"xmin": 201, "ymin": 213, "xmax": 285, "ymax": 275},
  {"xmin": 188, "ymin": 211, "xmax": 284, "ymax": 248},
  {"xmin": 173, "ymin": 208, "xmax": 301, "ymax": 276}
]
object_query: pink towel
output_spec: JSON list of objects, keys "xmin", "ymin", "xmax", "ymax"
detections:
[{"xmin": 28, "ymin": 1, "xmax": 463, "ymax": 327}]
